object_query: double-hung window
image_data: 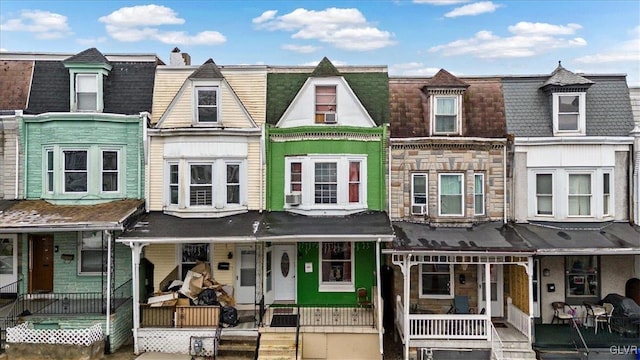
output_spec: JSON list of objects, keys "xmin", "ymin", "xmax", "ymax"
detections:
[
  {"xmin": 290, "ymin": 162, "xmax": 302, "ymax": 193},
  {"xmin": 411, "ymin": 173, "xmax": 427, "ymax": 215},
  {"xmin": 196, "ymin": 87, "xmax": 218, "ymax": 123},
  {"xmin": 190, "ymin": 164, "xmax": 213, "ymax": 206},
  {"xmin": 565, "ymin": 255, "xmax": 599, "ymax": 304},
  {"xmin": 169, "ymin": 163, "xmax": 179, "ymax": 205},
  {"xmin": 536, "ymin": 174, "xmax": 553, "ymax": 215},
  {"xmin": 420, "ymin": 264, "xmax": 453, "ymax": 298},
  {"xmin": 474, "ymin": 173, "xmax": 485, "ymax": 215},
  {"xmin": 602, "ymin": 173, "xmax": 610, "ymax": 216},
  {"xmin": 315, "ymin": 162, "xmax": 338, "ymax": 204},
  {"xmin": 101, "ymin": 150, "xmax": 119, "ymax": 192},
  {"xmin": 79, "ymin": 231, "xmax": 105, "ymax": 275},
  {"xmin": 439, "ymin": 173, "xmax": 463, "ymax": 216},
  {"xmin": 75, "ymin": 74, "xmax": 98, "ymax": 111},
  {"xmin": 434, "ymin": 96, "xmax": 458, "ymax": 134},
  {"xmin": 45, "ymin": 149, "xmax": 54, "ymax": 193},
  {"xmin": 226, "ymin": 163, "xmax": 240, "ymax": 204},
  {"xmin": 315, "ymin": 85, "xmax": 337, "ymax": 124},
  {"xmin": 64, "ymin": 150, "xmax": 88, "ymax": 193},
  {"xmin": 320, "ymin": 242, "xmax": 353, "ymax": 291},
  {"xmin": 568, "ymin": 174, "xmax": 591, "ymax": 216},
  {"xmin": 553, "ymin": 92, "xmax": 586, "ymax": 135}
]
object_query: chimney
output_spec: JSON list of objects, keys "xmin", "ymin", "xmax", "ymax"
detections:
[{"xmin": 170, "ymin": 47, "xmax": 190, "ymax": 66}]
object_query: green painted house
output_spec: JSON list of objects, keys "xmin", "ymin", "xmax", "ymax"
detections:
[
  {"xmin": 0, "ymin": 48, "xmax": 159, "ymax": 353},
  {"xmin": 260, "ymin": 58, "xmax": 394, "ymax": 359}
]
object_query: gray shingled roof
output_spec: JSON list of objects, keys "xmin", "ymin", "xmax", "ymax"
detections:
[
  {"xmin": 541, "ymin": 63, "xmax": 593, "ymax": 89},
  {"xmin": 188, "ymin": 59, "xmax": 224, "ymax": 79},
  {"xmin": 258, "ymin": 211, "xmax": 394, "ymax": 238},
  {"xmin": 503, "ymin": 75, "xmax": 635, "ymax": 137},
  {"xmin": 63, "ymin": 48, "xmax": 110, "ymax": 65}
]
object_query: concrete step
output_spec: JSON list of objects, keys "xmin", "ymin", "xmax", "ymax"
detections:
[
  {"xmin": 502, "ymin": 340, "xmax": 535, "ymax": 350},
  {"xmin": 501, "ymin": 348, "xmax": 537, "ymax": 360}
]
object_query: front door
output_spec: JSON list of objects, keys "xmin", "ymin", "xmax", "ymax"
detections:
[
  {"xmin": 235, "ymin": 245, "xmax": 256, "ymax": 304},
  {"xmin": 478, "ymin": 264, "xmax": 503, "ymax": 317},
  {"xmin": 30, "ymin": 235, "xmax": 54, "ymax": 293},
  {"xmin": 0, "ymin": 235, "xmax": 18, "ymax": 293},
  {"xmin": 274, "ymin": 245, "xmax": 296, "ymax": 302}
]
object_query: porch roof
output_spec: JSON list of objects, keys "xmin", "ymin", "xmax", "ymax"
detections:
[
  {"xmin": 257, "ymin": 211, "xmax": 394, "ymax": 241},
  {"xmin": 0, "ymin": 199, "xmax": 144, "ymax": 233},
  {"xmin": 387, "ymin": 221, "xmax": 533, "ymax": 253},
  {"xmin": 118, "ymin": 211, "xmax": 261, "ymax": 242},
  {"xmin": 512, "ymin": 221, "xmax": 640, "ymax": 255}
]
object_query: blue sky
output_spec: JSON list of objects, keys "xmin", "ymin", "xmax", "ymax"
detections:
[{"xmin": 1, "ymin": 0, "xmax": 639, "ymax": 85}]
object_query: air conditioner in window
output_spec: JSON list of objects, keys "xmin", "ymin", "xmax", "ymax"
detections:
[
  {"xmin": 285, "ymin": 193, "xmax": 301, "ymax": 206},
  {"xmin": 411, "ymin": 204, "xmax": 426, "ymax": 215},
  {"xmin": 324, "ymin": 112, "xmax": 337, "ymax": 124}
]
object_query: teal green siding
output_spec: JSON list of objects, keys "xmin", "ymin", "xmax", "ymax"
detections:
[
  {"xmin": 296, "ymin": 242, "xmax": 376, "ymax": 305},
  {"xmin": 20, "ymin": 115, "xmax": 144, "ymax": 204}
]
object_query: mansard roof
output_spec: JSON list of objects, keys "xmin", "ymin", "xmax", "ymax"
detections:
[
  {"xmin": 540, "ymin": 62, "xmax": 594, "ymax": 91},
  {"xmin": 423, "ymin": 69, "xmax": 469, "ymax": 89}
]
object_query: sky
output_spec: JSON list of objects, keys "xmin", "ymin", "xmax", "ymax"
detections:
[{"xmin": 1, "ymin": 0, "xmax": 639, "ymax": 86}]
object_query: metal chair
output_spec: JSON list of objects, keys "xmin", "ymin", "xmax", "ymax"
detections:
[
  {"xmin": 584, "ymin": 302, "xmax": 606, "ymax": 328},
  {"xmin": 551, "ymin": 301, "xmax": 575, "ymax": 324},
  {"xmin": 595, "ymin": 302, "xmax": 613, "ymax": 334}
]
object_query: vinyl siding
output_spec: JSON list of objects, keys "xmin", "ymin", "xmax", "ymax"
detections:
[
  {"xmin": 212, "ymin": 243, "xmax": 235, "ymax": 286},
  {"xmin": 224, "ymin": 70, "xmax": 266, "ymax": 125},
  {"xmin": 247, "ymin": 140, "xmax": 262, "ymax": 210},
  {"xmin": 144, "ymin": 243, "xmax": 177, "ymax": 292},
  {"xmin": 160, "ymin": 85, "xmax": 193, "ymax": 128},
  {"xmin": 151, "ymin": 69, "xmax": 192, "ymax": 124},
  {"xmin": 148, "ymin": 137, "xmax": 165, "ymax": 211},
  {"xmin": 0, "ymin": 119, "xmax": 20, "ymax": 199}
]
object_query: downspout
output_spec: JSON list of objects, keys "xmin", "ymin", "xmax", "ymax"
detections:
[
  {"xmin": 387, "ymin": 129, "xmax": 392, "ymax": 215},
  {"xmin": 15, "ymin": 120, "xmax": 20, "ymax": 199},
  {"xmin": 503, "ymin": 143, "xmax": 507, "ymax": 224},
  {"xmin": 105, "ymin": 230, "xmax": 113, "ymax": 351},
  {"xmin": 527, "ymin": 259, "xmax": 534, "ymax": 342},
  {"xmin": 21, "ymin": 115, "xmax": 27, "ymax": 199},
  {"xmin": 144, "ymin": 115, "xmax": 149, "ymax": 212},
  {"xmin": 260, "ymin": 124, "xmax": 265, "ymax": 212},
  {"xmin": 376, "ymin": 238, "xmax": 383, "ymax": 359},
  {"xmin": 402, "ymin": 255, "xmax": 412, "ymax": 360}
]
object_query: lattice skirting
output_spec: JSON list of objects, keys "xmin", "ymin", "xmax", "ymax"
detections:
[
  {"xmin": 6, "ymin": 322, "xmax": 103, "ymax": 346},
  {"xmin": 137, "ymin": 328, "xmax": 218, "ymax": 355}
]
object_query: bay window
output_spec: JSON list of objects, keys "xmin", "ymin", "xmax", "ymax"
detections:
[
  {"xmin": 439, "ymin": 173, "xmax": 463, "ymax": 216},
  {"xmin": 64, "ymin": 150, "xmax": 88, "ymax": 193},
  {"xmin": 568, "ymin": 174, "xmax": 591, "ymax": 216},
  {"xmin": 536, "ymin": 174, "xmax": 553, "ymax": 216}
]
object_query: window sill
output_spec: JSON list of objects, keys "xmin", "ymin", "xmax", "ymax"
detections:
[
  {"xmin": 318, "ymin": 284, "xmax": 355, "ymax": 293},
  {"xmin": 419, "ymin": 294, "xmax": 454, "ymax": 300},
  {"xmin": 164, "ymin": 206, "xmax": 248, "ymax": 218}
]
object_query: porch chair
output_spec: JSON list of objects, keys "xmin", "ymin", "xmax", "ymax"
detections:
[
  {"xmin": 357, "ymin": 287, "xmax": 372, "ymax": 308},
  {"xmin": 583, "ymin": 302, "xmax": 605, "ymax": 328},
  {"xmin": 447, "ymin": 295, "xmax": 471, "ymax": 314},
  {"xmin": 551, "ymin": 301, "xmax": 575, "ymax": 325},
  {"xmin": 594, "ymin": 302, "xmax": 613, "ymax": 334}
]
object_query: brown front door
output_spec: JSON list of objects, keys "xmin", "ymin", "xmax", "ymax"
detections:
[{"xmin": 30, "ymin": 235, "xmax": 54, "ymax": 293}]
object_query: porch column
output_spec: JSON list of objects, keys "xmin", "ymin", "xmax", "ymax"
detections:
[
  {"xmin": 126, "ymin": 241, "xmax": 147, "ymax": 355},
  {"xmin": 376, "ymin": 239, "xmax": 383, "ymax": 359},
  {"xmin": 484, "ymin": 263, "xmax": 491, "ymax": 341},
  {"xmin": 105, "ymin": 230, "xmax": 113, "ymax": 348},
  {"xmin": 402, "ymin": 254, "xmax": 412, "ymax": 360},
  {"xmin": 526, "ymin": 258, "xmax": 534, "ymax": 342}
]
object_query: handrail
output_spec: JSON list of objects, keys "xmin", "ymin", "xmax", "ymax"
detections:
[
  {"xmin": 490, "ymin": 321, "xmax": 504, "ymax": 360},
  {"xmin": 569, "ymin": 317, "xmax": 589, "ymax": 359},
  {"xmin": 112, "ymin": 279, "xmax": 133, "ymax": 311},
  {"xmin": 295, "ymin": 305, "xmax": 301, "ymax": 360}
]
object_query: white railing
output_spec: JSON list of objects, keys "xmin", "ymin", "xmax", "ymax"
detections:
[
  {"xmin": 490, "ymin": 322, "xmax": 504, "ymax": 360},
  {"xmin": 507, "ymin": 300, "xmax": 531, "ymax": 339},
  {"xmin": 395, "ymin": 295, "xmax": 405, "ymax": 342},
  {"xmin": 409, "ymin": 314, "xmax": 487, "ymax": 339}
]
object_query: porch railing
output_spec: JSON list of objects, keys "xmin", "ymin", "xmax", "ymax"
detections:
[
  {"xmin": 0, "ymin": 279, "xmax": 21, "ymax": 306},
  {"xmin": 490, "ymin": 322, "xmax": 504, "ymax": 360},
  {"xmin": 507, "ymin": 299, "xmax": 531, "ymax": 339},
  {"xmin": 569, "ymin": 317, "xmax": 589, "ymax": 360},
  {"xmin": 288, "ymin": 305, "xmax": 375, "ymax": 327}
]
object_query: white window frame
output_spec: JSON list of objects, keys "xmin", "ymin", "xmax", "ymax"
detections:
[
  {"xmin": 552, "ymin": 92, "xmax": 586, "ymax": 135},
  {"xmin": 74, "ymin": 73, "xmax": 99, "ymax": 112},
  {"xmin": 419, "ymin": 263, "xmax": 454, "ymax": 299},
  {"xmin": 194, "ymin": 86, "xmax": 219, "ymax": 124},
  {"xmin": 411, "ymin": 173, "xmax": 428, "ymax": 215},
  {"xmin": 100, "ymin": 149, "xmax": 120, "ymax": 193},
  {"xmin": 567, "ymin": 172, "xmax": 593, "ymax": 217},
  {"xmin": 535, "ymin": 173, "xmax": 554, "ymax": 217},
  {"xmin": 318, "ymin": 241, "xmax": 354, "ymax": 292},
  {"xmin": 432, "ymin": 95, "xmax": 461, "ymax": 135},
  {"xmin": 77, "ymin": 231, "xmax": 105, "ymax": 275},
  {"xmin": 438, "ymin": 173, "xmax": 464, "ymax": 216},
  {"xmin": 63, "ymin": 149, "xmax": 88, "ymax": 194},
  {"xmin": 315, "ymin": 85, "xmax": 337, "ymax": 124},
  {"xmin": 45, "ymin": 148, "xmax": 54, "ymax": 193},
  {"xmin": 188, "ymin": 163, "xmax": 214, "ymax": 207},
  {"xmin": 284, "ymin": 155, "xmax": 367, "ymax": 214},
  {"xmin": 474, "ymin": 173, "xmax": 485, "ymax": 216},
  {"xmin": 168, "ymin": 162, "xmax": 180, "ymax": 206},
  {"xmin": 225, "ymin": 162, "xmax": 241, "ymax": 205},
  {"xmin": 602, "ymin": 172, "xmax": 611, "ymax": 216}
]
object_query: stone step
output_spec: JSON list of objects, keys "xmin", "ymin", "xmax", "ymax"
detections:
[
  {"xmin": 501, "ymin": 348, "xmax": 538, "ymax": 360},
  {"xmin": 501, "ymin": 340, "xmax": 534, "ymax": 350}
]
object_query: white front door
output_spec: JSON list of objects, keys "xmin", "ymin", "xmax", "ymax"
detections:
[
  {"xmin": 235, "ymin": 245, "xmax": 256, "ymax": 304},
  {"xmin": 0, "ymin": 235, "xmax": 17, "ymax": 290},
  {"xmin": 274, "ymin": 245, "xmax": 296, "ymax": 302},
  {"xmin": 478, "ymin": 264, "xmax": 504, "ymax": 317}
]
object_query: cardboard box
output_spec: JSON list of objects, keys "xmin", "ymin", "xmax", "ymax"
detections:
[{"xmin": 176, "ymin": 298, "xmax": 190, "ymax": 306}]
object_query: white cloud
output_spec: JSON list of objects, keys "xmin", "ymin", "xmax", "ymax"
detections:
[
  {"xmin": 252, "ymin": 7, "xmax": 395, "ymax": 51},
  {"xmin": 98, "ymin": 5, "xmax": 225, "ymax": 45},
  {"xmin": 0, "ymin": 48, "xmax": 6, "ymax": 52},
  {"xmin": 575, "ymin": 26, "xmax": 640, "ymax": 64},
  {"xmin": 76, "ymin": 37, "xmax": 108, "ymax": 46},
  {"xmin": 0, "ymin": 10, "xmax": 72, "ymax": 39},
  {"xmin": 388, "ymin": 62, "xmax": 441, "ymax": 76},
  {"xmin": 445, "ymin": 1, "xmax": 501, "ymax": 18},
  {"xmin": 429, "ymin": 22, "xmax": 587, "ymax": 58},
  {"xmin": 282, "ymin": 44, "xmax": 319, "ymax": 53},
  {"xmin": 413, "ymin": 0, "xmax": 470, "ymax": 5},
  {"xmin": 508, "ymin": 22, "xmax": 582, "ymax": 36}
]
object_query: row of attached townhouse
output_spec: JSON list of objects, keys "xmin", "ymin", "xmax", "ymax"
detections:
[{"xmin": 0, "ymin": 48, "xmax": 638, "ymax": 360}]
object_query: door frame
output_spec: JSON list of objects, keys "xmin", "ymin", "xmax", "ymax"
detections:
[
  {"xmin": 29, "ymin": 234, "xmax": 54, "ymax": 295},
  {"xmin": 478, "ymin": 264, "xmax": 504, "ymax": 317},
  {"xmin": 0, "ymin": 234, "xmax": 18, "ymax": 293},
  {"xmin": 234, "ymin": 244, "xmax": 256, "ymax": 306},
  {"xmin": 273, "ymin": 244, "xmax": 296, "ymax": 303}
]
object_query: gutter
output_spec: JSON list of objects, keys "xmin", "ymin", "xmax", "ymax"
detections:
[
  {"xmin": 514, "ymin": 136, "xmax": 633, "ymax": 146},
  {"xmin": 116, "ymin": 236, "xmax": 258, "ymax": 244}
]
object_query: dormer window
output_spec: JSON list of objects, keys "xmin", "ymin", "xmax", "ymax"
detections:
[
  {"xmin": 315, "ymin": 85, "xmax": 337, "ymax": 124},
  {"xmin": 75, "ymin": 74, "xmax": 98, "ymax": 111},
  {"xmin": 195, "ymin": 86, "xmax": 218, "ymax": 123},
  {"xmin": 553, "ymin": 92, "xmax": 585, "ymax": 134},
  {"xmin": 434, "ymin": 96, "xmax": 459, "ymax": 134}
]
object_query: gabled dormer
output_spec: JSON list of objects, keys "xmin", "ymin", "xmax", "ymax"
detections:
[
  {"xmin": 422, "ymin": 69, "xmax": 469, "ymax": 136},
  {"xmin": 63, "ymin": 48, "xmax": 112, "ymax": 113},
  {"xmin": 276, "ymin": 57, "xmax": 376, "ymax": 128},
  {"xmin": 540, "ymin": 62, "xmax": 594, "ymax": 136}
]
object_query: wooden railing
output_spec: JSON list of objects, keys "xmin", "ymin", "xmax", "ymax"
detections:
[{"xmin": 507, "ymin": 298, "xmax": 531, "ymax": 339}]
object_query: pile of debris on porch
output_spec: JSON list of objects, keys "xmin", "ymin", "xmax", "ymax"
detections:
[{"xmin": 146, "ymin": 261, "xmax": 238, "ymax": 327}]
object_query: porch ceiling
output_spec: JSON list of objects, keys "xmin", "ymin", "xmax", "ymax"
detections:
[
  {"xmin": 258, "ymin": 211, "xmax": 394, "ymax": 241},
  {"xmin": 513, "ymin": 221, "xmax": 640, "ymax": 255},
  {"xmin": 390, "ymin": 221, "xmax": 532, "ymax": 252},
  {"xmin": 0, "ymin": 199, "xmax": 144, "ymax": 233}
]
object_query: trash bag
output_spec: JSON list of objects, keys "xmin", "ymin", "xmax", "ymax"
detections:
[
  {"xmin": 196, "ymin": 288, "xmax": 218, "ymax": 306},
  {"xmin": 220, "ymin": 305, "xmax": 238, "ymax": 327}
]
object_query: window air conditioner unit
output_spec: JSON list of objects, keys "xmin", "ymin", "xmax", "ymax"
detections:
[
  {"xmin": 285, "ymin": 193, "xmax": 301, "ymax": 206},
  {"xmin": 324, "ymin": 112, "xmax": 337, "ymax": 124},
  {"xmin": 411, "ymin": 204, "xmax": 426, "ymax": 215}
]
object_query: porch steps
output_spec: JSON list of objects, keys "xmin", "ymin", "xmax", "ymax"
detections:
[
  {"xmin": 258, "ymin": 332, "xmax": 301, "ymax": 360},
  {"xmin": 500, "ymin": 340, "xmax": 537, "ymax": 360},
  {"xmin": 216, "ymin": 334, "xmax": 258, "ymax": 360}
]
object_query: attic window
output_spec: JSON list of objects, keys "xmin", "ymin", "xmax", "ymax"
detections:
[
  {"xmin": 553, "ymin": 92, "xmax": 585, "ymax": 135},
  {"xmin": 315, "ymin": 86, "xmax": 337, "ymax": 124},
  {"xmin": 196, "ymin": 86, "xmax": 218, "ymax": 123},
  {"xmin": 75, "ymin": 74, "xmax": 98, "ymax": 112},
  {"xmin": 432, "ymin": 96, "xmax": 461, "ymax": 135}
]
